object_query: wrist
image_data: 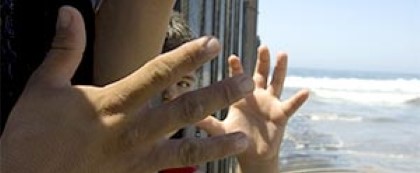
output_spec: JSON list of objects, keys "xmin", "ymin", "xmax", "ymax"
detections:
[{"xmin": 236, "ymin": 157, "xmax": 279, "ymax": 173}]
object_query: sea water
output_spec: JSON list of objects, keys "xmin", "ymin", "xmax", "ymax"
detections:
[{"xmin": 279, "ymin": 68, "xmax": 420, "ymax": 173}]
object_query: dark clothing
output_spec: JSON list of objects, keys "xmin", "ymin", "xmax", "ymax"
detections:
[{"xmin": 1, "ymin": 0, "xmax": 95, "ymax": 134}]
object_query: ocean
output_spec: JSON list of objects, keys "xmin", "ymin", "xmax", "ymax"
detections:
[{"xmin": 279, "ymin": 68, "xmax": 420, "ymax": 173}]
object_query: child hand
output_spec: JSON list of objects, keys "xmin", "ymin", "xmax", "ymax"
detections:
[{"xmin": 197, "ymin": 46, "xmax": 309, "ymax": 173}]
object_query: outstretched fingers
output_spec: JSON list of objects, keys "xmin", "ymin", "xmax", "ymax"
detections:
[
  {"xmin": 253, "ymin": 45, "xmax": 271, "ymax": 88},
  {"xmin": 102, "ymin": 37, "xmax": 220, "ymax": 115},
  {"xmin": 154, "ymin": 132, "xmax": 248, "ymax": 170},
  {"xmin": 130, "ymin": 74, "xmax": 254, "ymax": 142},
  {"xmin": 268, "ymin": 52, "xmax": 288, "ymax": 97}
]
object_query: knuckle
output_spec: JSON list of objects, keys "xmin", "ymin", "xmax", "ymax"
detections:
[
  {"xmin": 51, "ymin": 28, "xmax": 84, "ymax": 53},
  {"xmin": 97, "ymin": 89, "xmax": 127, "ymax": 115},
  {"xmin": 178, "ymin": 139, "xmax": 203, "ymax": 166},
  {"xmin": 176, "ymin": 95, "xmax": 204, "ymax": 123},
  {"xmin": 148, "ymin": 60, "xmax": 174, "ymax": 83},
  {"xmin": 282, "ymin": 102, "xmax": 297, "ymax": 118}
]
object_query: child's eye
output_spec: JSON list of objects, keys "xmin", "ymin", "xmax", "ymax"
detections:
[{"xmin": 177, "ymin": 81, "xmax": 191, "ymax": 88}]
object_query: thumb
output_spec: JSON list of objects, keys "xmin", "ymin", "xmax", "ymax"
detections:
[
  {"xmin": 196, "ymin": 116, "xmax": 225, "ymax": 136},
  {"xmin": 31, "ymin": 6, "xmax": 86, "ymax": 87}
]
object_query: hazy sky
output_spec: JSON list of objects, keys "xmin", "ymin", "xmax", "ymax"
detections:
[{"xmin": 258, "ymin": 0, "xmax": 420, "ymax": 74}]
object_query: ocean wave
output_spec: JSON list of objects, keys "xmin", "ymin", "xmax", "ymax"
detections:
[
  {"xmin": 311, "ymin": 89, "xmax": 418, "ymax": 105},
  {"xmin": 284, "ymin": 128, "xmax": 344, "ymax": 151},
  {"xmin": 285, "ymin": 76, "xmax": 420, "ymax": 93},
  {"xmin": 345, "ymin": 150, "xmax": 411, "ymax": 160},
  {"xmin": 308, "ymin": 113, "xmax": 363, "ymax": 122},
  {"xmin": 284, "ymin": 76, "xmax": 420, "ymax": 105}
]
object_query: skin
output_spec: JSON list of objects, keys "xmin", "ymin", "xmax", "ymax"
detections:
[
  {"xmin": 161, "ymin": 46, "xmax": 309, "ymax": 173},
  {"xmin": 94, "ymin": 0, "xmax": 175, "ymax": 85},
  {"xmin": 197, "ymin": 46, "xmax": 310, "ymax": 173},
  {"xmin": 0, "ymin": 7, "xmax": 255, "ymax": 173}
]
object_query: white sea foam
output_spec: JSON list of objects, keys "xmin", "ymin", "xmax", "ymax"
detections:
[
  {"xmin": 309, "ymin": 113, "xmax": 363, "ymax": 122},
  {"xmin": 345, "ymin": 150, "xmax": 411, "ymax": 159},
  {"xmin": 284, "ymin": 76, "xmax": 420, "ymax": 105}
]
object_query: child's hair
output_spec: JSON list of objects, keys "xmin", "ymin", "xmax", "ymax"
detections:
[{"xmin": 163, "ymin": 12, "xmax": 195, "ymax": 53}]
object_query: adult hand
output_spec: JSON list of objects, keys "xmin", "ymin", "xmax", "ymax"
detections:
[
  {"xmin": 0, "ymin": 6, "xmax": 253, "ymax": 173},
  {"xmin": 197, "ymin": 46, "xmax": 309, "ymax": 173}
]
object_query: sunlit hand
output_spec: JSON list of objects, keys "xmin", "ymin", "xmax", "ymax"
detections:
[
  {"xmin": 0, "ymin": 7, "xmax": 254, "ymax": 173},
  {"xmin": 197, "ymin": 46, "xmax": 309, "ymax": 173}
]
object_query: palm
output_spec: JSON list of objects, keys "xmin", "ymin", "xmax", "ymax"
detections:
[
  {"xmin": 197, "ymin": 46, "xmax": 309, "ymax": 166},
  {"xmin": 226, "ymin": 88, "xmax": 286, "ymax": 161}
]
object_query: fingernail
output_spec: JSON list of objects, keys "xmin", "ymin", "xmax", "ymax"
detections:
[
  {"xmin": 235, "ymin": 75, "xmax": 254, "ymax": 93},
  {"xmin": 233, "ymin": 133, "xmax": 249, "ymax": 151},
  {"xmin": 57, "ymin": 7, "xmax": 72, "ymax": 29},
  {"xmin": 203, "ymin": 37, "xmax": 220, "ymax": 55}
]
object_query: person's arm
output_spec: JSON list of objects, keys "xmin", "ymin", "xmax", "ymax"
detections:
[
  {"xmin": 235, "ymin": 158, "xmax": 278, "ymax": 173},
  {"xmin": 196, "ymin": 46, "xmax": 310, "ymax": 173},
  {"xmin": 94, "ymin": 0, "xmax": 175, "ymax": 85},
  {"xmin": 1, "ymin": 7, "xmax": 253, "ymax": 173}
]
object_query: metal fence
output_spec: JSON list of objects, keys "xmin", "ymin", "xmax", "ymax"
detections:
[{"xmin": 175, "ymin": 0, "xmax": 259, "ymax": 172}]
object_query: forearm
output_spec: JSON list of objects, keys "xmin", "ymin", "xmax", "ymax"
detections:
[
  {"xmin": 236, "ymin": 157, "xmax": 279, "ymax": 173},
  {"xmin": 94, "ymin": 0, "xmax": 175, "ymax": 85}
]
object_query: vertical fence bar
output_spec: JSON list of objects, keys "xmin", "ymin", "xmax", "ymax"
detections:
[{"xmin": 178, "ymin": 0, "xmax": 259, "ymax": 172}]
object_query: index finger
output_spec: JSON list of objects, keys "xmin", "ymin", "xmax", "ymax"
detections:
[
  {"xmin": 103, "ymin": 37, "xmax": 220, "ymax": 115},
  {"xmin": 135, "ymin": 74, "xmax": 254, "ymax": 142}
]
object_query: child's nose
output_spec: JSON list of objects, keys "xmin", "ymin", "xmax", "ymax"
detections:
[{"xmin": 162, "ymin": 90, "xmax": 178, "ymax": 102}]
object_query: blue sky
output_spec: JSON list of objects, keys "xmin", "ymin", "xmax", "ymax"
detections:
[{"xmin": 258, "ymin": 0, "xmax": 420, "ymax": 74}]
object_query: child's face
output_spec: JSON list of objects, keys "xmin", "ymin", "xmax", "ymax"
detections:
[{"xmin": 162, "ymin": 71, "xmax": 197, "ymax": 102}]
